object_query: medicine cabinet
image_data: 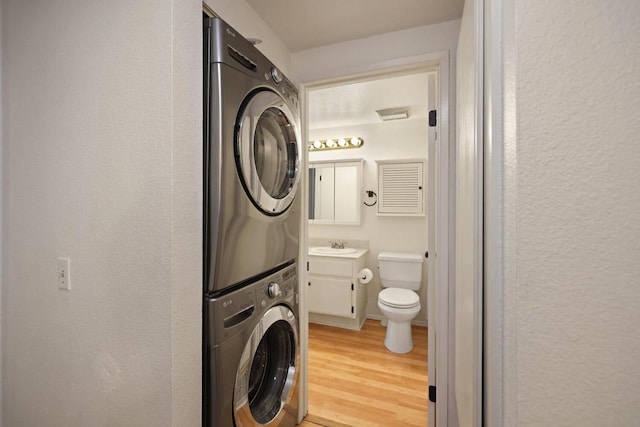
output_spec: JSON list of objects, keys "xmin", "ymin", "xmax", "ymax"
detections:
[{"xmin": 308, "ymin": 159, "xmax": 363, "ymax": 225}]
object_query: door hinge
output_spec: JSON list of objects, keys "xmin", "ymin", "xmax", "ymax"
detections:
[
  {"xmin": 429, "ymin": 110, "xmax": 437, "ymax": 127},
  {"xmin": 428, "ymin": 385, "xmax": 436, "ymax": 403},
  {"xmin": 351, "ymin": 306, "xmax": 354, "ymax": 314},
  {"xmin": 351, "ymin": 283, "xmax": 354, "ymax": 291},
  {"xmin": 306, "ymin": 261, "xmax": 309, "ymax": 271},
  {"xmin": 425, "ymin": 251, "xmax": 429, "ymax": 259}
]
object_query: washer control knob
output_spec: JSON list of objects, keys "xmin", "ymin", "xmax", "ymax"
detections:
[
  {"xmin": 271, "ymin": 67, "xmax": 283, "ymax": 84},
  {"xmin": 267, "ymin": 282, "xmax": 282, "ymax": 299}
]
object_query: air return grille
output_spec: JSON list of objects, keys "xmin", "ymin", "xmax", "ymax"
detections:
[{"xmin": 377, "ymin": 160, "xmax": 425, "ymax": 215}]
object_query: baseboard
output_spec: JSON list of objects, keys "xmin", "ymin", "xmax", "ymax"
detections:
[{"xmin": 365, "ymin": 314, "xmax": 428, "ymax": 328}]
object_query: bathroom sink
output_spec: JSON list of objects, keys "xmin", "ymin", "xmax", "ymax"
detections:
[{"xmin": 310, "ymin": 246, "xmax": 357, "ymax": 255}]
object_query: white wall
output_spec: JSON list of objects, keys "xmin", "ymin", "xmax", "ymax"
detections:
[
  {"xmin": 497, "ymin": 1, "xmax": 640, "ymax": 425},
  {"xmin": 170, "ymin": 1, "xmax": 203, "ymax": 425},
  {"xmin": 309, "ymin": 118, "xmax": 429, "ymax": 323},
  {"xmin": 291, "ymin": 19, "xmax": 461, "ymax": 84},
  {"xmin": 1, "ymin": 1, "xmax": 202, "ymax": 426}
]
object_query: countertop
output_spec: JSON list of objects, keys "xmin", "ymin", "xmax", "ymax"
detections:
[{"xmin": 307, "ymin": 247, "xmax": 369, "ymax": 259}]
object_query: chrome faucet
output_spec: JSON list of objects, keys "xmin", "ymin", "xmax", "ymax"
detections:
[{"xmin": 329, "ymin": 241, "xmax": 347, "ymax": 249}]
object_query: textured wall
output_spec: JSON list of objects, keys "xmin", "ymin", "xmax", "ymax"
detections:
[
  {"xmin": 505, "ymin": 1, "xmax": 640, "ymax": 424},
  {"xmin": 170, "ymin": 1, "xmax": 203, "ymax": 426},
  {"xmin": 1, "ymin": 0, "xmax": 202, "ymax": 425}
]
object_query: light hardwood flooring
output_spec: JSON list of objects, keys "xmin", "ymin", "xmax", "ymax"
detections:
[{"xmin": 301, "ymin": 319, "xmax": 428, "ymax": 427}]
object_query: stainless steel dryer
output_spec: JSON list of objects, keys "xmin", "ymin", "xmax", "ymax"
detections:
[
  {"xmin": 203, "ymin": 17, "xmax": 301, "ymax": 295},
  {"xmin": 205, "ymin": 262, "xmax": 300, "ymax": 427}
]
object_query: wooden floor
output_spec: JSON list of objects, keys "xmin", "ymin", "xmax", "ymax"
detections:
[{"xmin": 301, "ymin": 319, "xmax": 428, "ymax": 427}]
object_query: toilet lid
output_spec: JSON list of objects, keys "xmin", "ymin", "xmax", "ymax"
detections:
[{"xmin": 379, "ymin": 288, "xmax": 420, "ymax": 309}]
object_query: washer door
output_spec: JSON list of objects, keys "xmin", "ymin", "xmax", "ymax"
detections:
[
  {"xmin": 236, "ymin": 88, "xmax": 301, "ymax": 215},
  {"xmin": 234, "ymin": 305, "xmax": 299, "ymax": 426}
]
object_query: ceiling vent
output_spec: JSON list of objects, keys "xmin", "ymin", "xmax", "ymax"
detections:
[{"xmin": 376, "ymin": 107, "xmax": 410, "ymax": 121}]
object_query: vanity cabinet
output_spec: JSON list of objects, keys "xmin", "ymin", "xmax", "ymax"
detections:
[{"xmin": 307, "ymin": 249, "xmax": 368, "ymax": 330}]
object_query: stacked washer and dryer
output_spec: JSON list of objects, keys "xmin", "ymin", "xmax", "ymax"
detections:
[{"xmin": 203, "ymin": 16, "xmax": 301, "ymax": 427}]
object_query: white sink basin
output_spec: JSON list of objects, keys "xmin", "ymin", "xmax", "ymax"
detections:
[{"xmin": 310, "ymin": 246, "xmax": 357, "ymax": 255}]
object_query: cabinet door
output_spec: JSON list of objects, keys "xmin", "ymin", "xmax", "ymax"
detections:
[
  {"xmin": 377, "ymin": 160, "xmax": 425, "ymax": 215},
  {"xmin": 307, "ymin": 277, "xmax": 353, "ymax": 318}
]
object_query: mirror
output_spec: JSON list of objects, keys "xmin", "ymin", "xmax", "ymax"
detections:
[{"xmin": 309, "ymin": 160, "xmax": 363, "ymax": 225}]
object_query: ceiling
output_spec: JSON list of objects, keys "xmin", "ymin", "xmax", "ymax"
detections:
[
  {"xmin": 246, "ymin": 0, "xmax": 464, "ymax": 52},
  {"xmin": 309, "ymin": 72, "xmax": 430, "ymax": 130}
]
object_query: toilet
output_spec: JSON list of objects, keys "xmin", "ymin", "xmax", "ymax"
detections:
[{"xmin": 377, "ymin": 252, "xmax": 423, "ymax": 353}]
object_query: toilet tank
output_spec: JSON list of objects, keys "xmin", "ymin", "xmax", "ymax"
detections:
[{"xmin": 377, "ymin": 252, "xmax": 424, "ymax": 290}]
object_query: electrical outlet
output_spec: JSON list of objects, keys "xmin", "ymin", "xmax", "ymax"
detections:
[{"xmin": 57, "ymin": 257, "xmax": 71, "ymax": 290}]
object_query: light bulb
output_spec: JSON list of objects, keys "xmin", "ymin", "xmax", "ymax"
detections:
[
  {"xmin": 338, "ymin": 138, "xmax": 347, "ymax": 147},
  {"xmin": 313, "ymin": 140, "xmax": 322, "ymax": 148},
  {"xmin": 351, "ymin": 137, "xmax": 362, "ymax": 146},
  {"xmin": 325, "ymin": 139, "xmax": 336, "ymax": 148}
]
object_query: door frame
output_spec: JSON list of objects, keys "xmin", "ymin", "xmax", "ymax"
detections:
[{"xmin": 297, "ymin": 50, "xmax": 452, "ymax": 427}]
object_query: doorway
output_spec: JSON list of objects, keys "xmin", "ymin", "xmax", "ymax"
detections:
[{"xmin": 298, "ymin": 56, "xmax": 451, "ymax": 427}]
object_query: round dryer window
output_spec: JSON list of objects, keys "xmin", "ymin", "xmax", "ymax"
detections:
[
  {"xmin": 236, "ymin": 88, "xmax": 301, "ymax": 215},
  {"xmin": 234, "ymin": 305, "xmax": 299, "ymax": 426}
]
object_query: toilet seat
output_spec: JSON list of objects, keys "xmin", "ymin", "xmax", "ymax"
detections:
[{"xmin": 378, "ymin": 288, "xmax": 420, "ymax": 309}]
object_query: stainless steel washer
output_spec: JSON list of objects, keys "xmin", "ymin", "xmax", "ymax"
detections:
[{"xmin": 204, "ymin": 262, "xmax": 299, "ymax": 427}]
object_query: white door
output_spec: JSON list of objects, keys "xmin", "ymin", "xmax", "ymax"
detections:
[
  {"xmin": 427, "ymin": 71, "xmax": 438, "ymax": 427},
  {"xmin": 453, "ymin": 0, "xmax": 483, "ymax": 425}
]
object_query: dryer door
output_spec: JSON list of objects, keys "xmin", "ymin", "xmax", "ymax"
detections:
[
  {"xmin": 234, "ymin": 305, "xmax": 299, "ymax": 427},
  {"xmin": 236, "ymin": 88, "xmax": 301, "ymax": 215}
]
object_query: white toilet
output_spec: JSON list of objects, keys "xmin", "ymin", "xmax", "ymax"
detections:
[{"xmin": 377, "ymin": 252, "xmax": 423, "ymax": 353}]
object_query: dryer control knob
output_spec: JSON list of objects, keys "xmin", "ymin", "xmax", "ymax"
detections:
[
  {"xmin": 271, "ymin": 67, "xmax": 283, "ymax": 84},
  {"xmin": 267, "ymin": 282, "xmax": 282, "ymax": 299}
]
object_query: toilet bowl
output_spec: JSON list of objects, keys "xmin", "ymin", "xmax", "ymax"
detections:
[
  {"xmin": 378, "ymin": 288, "xmax": 421, "ymax": 353},
  {"xmin": 377, "ymin": 252, "xmax": 423, "ymax": 353}
]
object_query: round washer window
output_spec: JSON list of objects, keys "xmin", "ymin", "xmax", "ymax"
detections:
[
  {"xmin": 253, "ymin": 107, "xmax": 297, "ymax": 200},
  {"xmin": 234, "ymin": 305, "xmax": 299, "ymax": 426},
  {"xmin": 247, "ymin": 320, "xmax": 295, "ymax": 423}
]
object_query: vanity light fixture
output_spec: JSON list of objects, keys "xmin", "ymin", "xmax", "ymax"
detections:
[{"xmin": 308, "ymin": 136, "xmax": 365, "ymax": 152}]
